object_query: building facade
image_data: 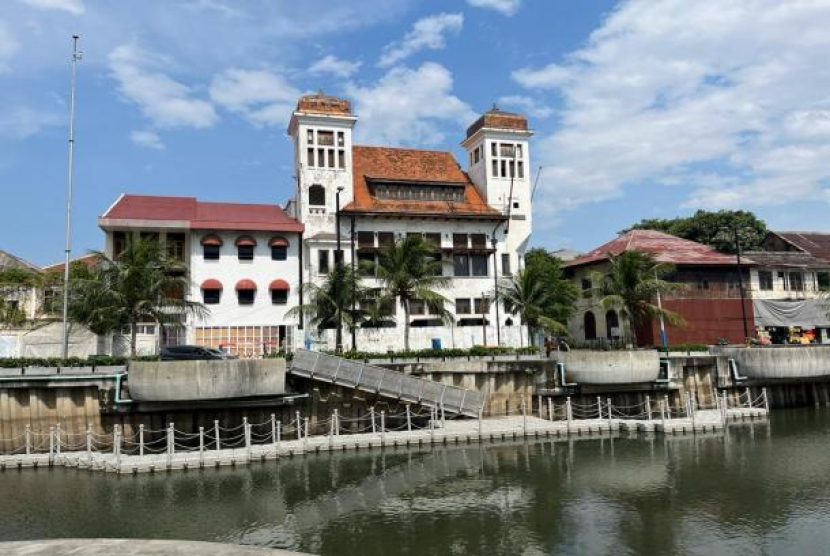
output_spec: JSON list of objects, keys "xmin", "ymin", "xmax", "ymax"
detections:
[{"xmin": 286, "ymin": 93, "xmax": 533, "ymax": 351}]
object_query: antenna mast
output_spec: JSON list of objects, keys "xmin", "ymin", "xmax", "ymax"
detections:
[
  {"xmin": 61, "ymin": 35, "xmax": 82, "ymax": 359},
  {"xmin": 531, "ymin": 165, "xmax": 544, "ymax": 201}
]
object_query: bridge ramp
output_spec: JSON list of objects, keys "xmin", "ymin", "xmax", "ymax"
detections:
[{"xmin": 289, "ymin": 349, "xmax": 484, "ymax": 417}]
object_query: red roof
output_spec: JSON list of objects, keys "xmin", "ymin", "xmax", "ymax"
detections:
[
  {"xmin": 564, "ymin": 230, "xmax": 755, "ymax": 269},
  {"xmin": 201, "ymin": 279, "xmax": 223, "ymax": 290},
  {"xmin": 269, "ymin": 279, "xmax": 290, "ymax": 290},
  {"xmin": 269, "ymin": 236, "xmax": 289, "ymax": 247},
  {"xmin": 770, "ymin": 231, "xmax": 830, "ymax": 261},
  {"xmin": 42, "ymin": 253, "xmax": 101, "ymax": 273},
  {"xmin": 341, "ymin": 146, "xmax": 503, "ymax": 219},
  {"xmin": 235, "ymin": 279, "xmax": 257, "ymax": 291},
  {"xmin": 100, "ymin": 195, "xmax": 304, "ymax": 233}
]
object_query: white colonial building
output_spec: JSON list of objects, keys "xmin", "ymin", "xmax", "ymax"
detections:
[{"xmin": 286, "ymin": 92, "xmax": 533, "ymax": 351}]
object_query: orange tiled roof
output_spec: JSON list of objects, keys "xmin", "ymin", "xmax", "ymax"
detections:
[
  {"xmin": 342, "ymin": 146, "xmax": 504, "ymax": 219},
  {"xmin": 296, "ymin": 92, "xmax": 351, "ymax": 116}
]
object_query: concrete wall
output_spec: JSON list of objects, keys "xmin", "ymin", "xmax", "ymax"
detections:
[
  {"xmin": 554, "ymin": 350, "xmax": 661, "ymax": 384},
  {"xmin": 128, "ymin": 358, "xmax": 287, "ymax": 402},
  {"xmin": 713, "ymin": 346, "xmax": 830, "ymax": 379}
]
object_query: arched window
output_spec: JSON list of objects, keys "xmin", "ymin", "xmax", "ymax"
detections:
[
  {"xmin": 308, "ymin": 184, "xmax": 325, "ymax": 206},
  {"xmin": 606, "ymin": 310, "xmax": 620, "ymax": 339},
  {"xmin": 584, "ymin": 311, "xmax": 597, "ymax": 341}
]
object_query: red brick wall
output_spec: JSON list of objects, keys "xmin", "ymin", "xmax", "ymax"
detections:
[{"xmin": 635, "ymin": 298, "xmax": 754, "ymax": 347}]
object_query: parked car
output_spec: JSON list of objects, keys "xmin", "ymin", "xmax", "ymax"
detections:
[{"xmin": 160, "ymin": 345, "xmax": 237, "ymax": 361}]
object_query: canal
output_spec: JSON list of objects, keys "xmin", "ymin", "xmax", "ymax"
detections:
[{"xmin": 1, "ymin": 408, "xmax": 829, "ymax": 555}]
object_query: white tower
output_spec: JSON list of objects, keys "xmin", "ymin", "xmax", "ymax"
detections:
[{"xmin": 461, "ymin": 107, "xmax": 534, "ymax": 262}]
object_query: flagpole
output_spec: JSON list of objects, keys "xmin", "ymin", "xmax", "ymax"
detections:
[{"xmin": 61, "ymin": 35, "xmax": 81, "ymax": 359}]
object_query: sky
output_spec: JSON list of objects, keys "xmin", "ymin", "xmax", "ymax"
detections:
[{"xmin": 2, "ymin": 0, "xmax": 830, "ymax": 266}]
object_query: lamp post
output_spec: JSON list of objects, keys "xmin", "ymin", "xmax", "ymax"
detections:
[
  {"xmin": 350, "ymin": 214, "xmax": 357, "ymax": 351},
  {"xmin": 335, "ymin": 185, "xmax": 344, "ymax": 353}
]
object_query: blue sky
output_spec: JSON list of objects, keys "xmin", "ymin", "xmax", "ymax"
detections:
[{"xmin": 3, "ymin": 0, "xmax": 830, "ymax": 266}]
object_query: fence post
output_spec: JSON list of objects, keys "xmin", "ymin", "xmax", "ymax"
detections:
[
  {"xmin": 661, "ymin": 399, "xmax": 666, "ymax": 429},
  {"xmin": 566, "ymin": 397, "xmax": 572, "ymax": 434},
  {"xmin": 86, "ymin": 424, "xmax": 92, "ymax": 461},
  {"xmin": 139, "ymin": 424, "xmax": 144, "ymax": 457},
  {"xmin": 430, "ymin": 408, "xmax": 435, "ymax": 442},
  {"xmin": 406, "ymin": 405, "xmax": 412, "ymax": 433},
  {"xmin": 440, "ymin": 403, "xmax": 446, "ymax": 428},
  {"xmin": 271, "ymin": 414, "xmax": 277, "ymax": 448},
  {"xmin": 276, "ymin": 420, "xmax": 282, "ymax": 454},
  {"xmin": 199, "ymin": 426, "xmax": 204, "ymax": 466},
  {"xmin": 646, "ymin": 395, "xmax": 652, "ymax": 422},
  {"xmin": 762, "ymin": 387, "xmax": 770, "ymax": 413},
  {"xmin": 295, "ymin": 412, "xmax": 302, "ymax": 441},
  {"xmin": 478, "ymin": 406, "xmax": 484, "ymax": 439},
  {"xmin": 244, "ymin": 417, "xmax": 251, "ymax": 460},
  {"xmin": 522, "ymin": 399, "xmax": 528, "ymax": 436},
  {"xmin": 688, "ymin": 393, "xmax": 697, "ymax": 429},
  {"xmin": 744, "ymin": 387, "xmax": 752, "ymax": 408},
  {"xmin": 664, "ymin": 395, "xmax": 670, "ymax": 418},
  {"xmin": 114, "ymin": 424, "xmax": 122, "ymax": 468},
  {"xmin": 334, "ymin": 409, "xmax": 340, "ymax": 436},
  {"xmin": 538, "ymin": 395, "xmax": 543, "ymax": 419},
  {"xmin": 380, "ymin": 411, "xmax": 386, "ymax": 443},
  {"xmin": 606, "ymin": 397, "xmax": 613, "ymax": 430},
  {"xmin": 113, "ymin": 424, "xmax": 119, "ymax": 456},
  {"xmin": 370, "ymin": 407, "xmax": 377, "ymax": 434},
  {"xmin": 55, "ymin": 422, "xmax": 61, "ymax": 457},
  {"xmin": 168, "ymin": 423, "xmax": 175, "ymax": 457},
  {"xmin": 303, "ymin": 418, "xmax": 309, "ymax": 449},
  {"xmin": 49, "ymin": 426, "xmax": 55, "ymax": 462},
  {"xmin": 547, "ymin": 398, "xmax": 553, "ymax": 422},
  {"xmin": 24, "ymin": 425, "xmax": 31, "ymax": 456},
  {"xmin": 597, "ymin": 396, "xmax": 603, "ymax": 419},
  {"xmin": 214, "ymin": 420, "xmax": 221, "ymax": 452},
  {"xmin": 329, "ymin": 411, "xmax": 335, "ymax": 446}
]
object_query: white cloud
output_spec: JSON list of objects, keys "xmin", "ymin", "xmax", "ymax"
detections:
[
  {"xmin": 466, "ymin": 0, "xmax": 521, "ymax": 17},
  {"xmin": 514, "ymin": 0, "xmax": 830, "ymax": 215},
  {"xmin": 497, "ymin": 95, "xmax": 554, "ymax": 119},
  {"xmin": 209, "ymin": 68, "xmax": 300, "ymax": 127},
  {"xmin": 378, "ymin": 13, "xmax": 463, "ymax": 68},
  {"xmin": 347, "ymin": 62, "xmax": 475, "ymax": 146},
  {"xmin": 130, "ymin": 130, "xmax": 165, "ymax": 150},
  {"xmin": 0, "ymin": 105, "xmax": 61, "ymax": 139},
  {"xmin": 0, "ymin": 21, "xmax": 20, "ymax": 73},
  {"xmin": 18, "ymin": 0, "xmax": 84, "ymax": 15},
  {"xmin": 108, "ymin": 43, "xmax": 217, "ymax": 129},
  {"xmin": 309, "ymin": 55, "xmax": 361, "ymax": 78}
]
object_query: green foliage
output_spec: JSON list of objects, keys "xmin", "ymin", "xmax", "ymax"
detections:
[
  {"xmin": 325, "ymin": 345, "xmax": 538, "ymax": 360},
  {"xmin": 627, "ymin": 209, "xmax": 767, "ymax": 253},
  {"xmin": 524, "ymin": 248, "xmax": 579, "ymax": 324},
  {"xmin": 593, "ymin": 250, "xmax": 686, "ymax": 345},
  {"xmin": 0, "ymin": 268, "xmax": 42, "ymax": 327},
  {"xmin": 0, "ymin": 354, "xmax": 158, "ymax": 368}
]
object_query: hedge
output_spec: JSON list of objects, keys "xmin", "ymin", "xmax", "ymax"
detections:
[
  {"xmin": 0, "ymin": 355, "xmax": 159, "ymax": 368},
  {"xmin": 323, "ymin": 346, "xmax": 539, "ymax": 360}
]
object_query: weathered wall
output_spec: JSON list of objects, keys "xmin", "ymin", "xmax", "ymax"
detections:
[
  {"xmin": 554, "ymin": 350, "xmax": 661, "ymax": 384},
  {"xmin": 128, "ymin": 359, "xmax": 287, "ymax": 402},
  {"xmin": 639, "ymin": 298, "xmax": 753, "ymax": 346},
  {"xmin": 713, "ymin": 346, "xmax": 830, "ymax": 379}
]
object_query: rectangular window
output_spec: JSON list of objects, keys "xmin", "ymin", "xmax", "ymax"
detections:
[
  {"xmin": 113, "ymin": 231, "xmax": 127, "ymax": 257},
  {"xmin": 378, "ymin": 232, "xmax": 394, "ymax": 248},
  {"xmin": 317, "ymin": 130, "xmax": 334, "ymax": 146},
  {"xmin": 454, "ymin": 254, "xmax": 470, "ymax": 277},
  {"xmin": 471, "ymin": 254, "xmax": 489, "ymax": 277},
  {"xmin": 409, "ymin": 299, "xmax": 425, "ymax": 315},
  {"xmin": 166, "ymin": 233, "xmax": 186, "ymax": 262},
  {"xmin": 307, "ymin": 148, "xmax": 315, "ymax": 167},
  {"xmin": 455, "ymin": 298, "xmax": 471, "ymax": 314},
  {"xmin": 491, "ymin": 142, "xmax": 497, "ymax": 156},
  {"xmin": 778, "ymin": 271, "xmax": 788, "ymax": 290},
  {"xmin": 333, "ymin": 249, "xmax": 344, "ymax": 265},
  {"xmin": 338, "ymin": 150, "xmax": 345, "ymax": 169},
  {"xmin": 473, "ymin": 148, "xmax": 480, "ymax": 164},
  {"xmin": 759, "ymin": 270, "xmax": 773, "ymax": 291},
  {"xmin": 499, "ymin": 143, "xmax": 515, "ymax": 158},
  {"xmin": 517, "ymin": 161, "xmax": 524, "ymax": 179},
  {"xmin": 271, "ymin": 289, "xmax": 288, "ymax": 305},
  {"xmin": 318, "ymin": 148, "xmax": 325, "ymax": 167},
  {"xmin": 203, "ymin": 244, "xmax": 220, "ymax": 260},
  {"xmin": 470, "ymin": 234, "xmax": 487, "ymax": 249},
  {"xmin": 318, "ymin": 250, "xmax": 329, "ymax": 274},
  {"xmin": 357, "ymin": 231, "xmax": 375, "ymax": 249},
  {"xmin": 697, "ymin": 276, "xmax": 709, "ymax": 290},
  {"xmin": 501, "ymin": 253, "xmax": 511, "ymax": 276},
  {"xmin": 237, "ymin": 289, "xmax": 255, "ymax": 305},
  {"xmin": 337, "ymin": 131, "xmax": 345, "ymax": 147},
  {"xmin": 581, "ymin": 278, "xmax": 591, "ymax": 291},
  {"xmin": 516, "ymin": 144, "xmax": 523, "ymax": 159},
  {"xmin": 307, "ymin": 129, "xmax": 314, "ymax": 144},
  {"xmin": 509, "ymin": 160, "xmax": 515, "ymax": 178},
  {"xmin": 424, "ymin": 233, "xmax": 441, "ymax": 249},
  {"xmin": 203, "ymin": 289, "xmax": 221, "ymax": 305},
  {"xmin": 500, "ymin": 160, "xmax": 507, "ymax": 178},
  {"xmin": 271, "ymin": 245, "xmax": 287, "ymax": 261},
  {"xmin": 328, "ymin": 149, "xmax": 335, "ymax": 168},
  {"xmin": 237, "ymin": 245, "xmax": 254, "ymax": 261},
  {"xmin": 492, "ymin": 160, "xmax": 499, "ymax": 177},
  {"xmin": 474, "ymin": 297, "xmax": 490, "ymax": 314},
  {"xmin": 790, "ymin": 272, "xmax": 804, "ymax": 291},
  {"xmin": 357, "ymin": 252, "xmax": 375, "ymax": 276},
  {"xmin": 818, "ymin": 272, "xmax": 830, "ymax": 291},
  {"xmin": 453, "ymin": 233, "xmax": 468, "ymax": 250}
]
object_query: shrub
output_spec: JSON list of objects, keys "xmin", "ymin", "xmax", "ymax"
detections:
[
  {"xmin": 0, "ymin": 355, "xmax": 158, "ymax": 368},
  {"xmin": 323, "ymin": 345, "xmax": 540, "ymax": 360}
]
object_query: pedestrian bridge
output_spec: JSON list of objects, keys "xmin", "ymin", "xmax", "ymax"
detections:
[{"xmin": 288, "ymin": 350, "xmax": 485, "ymax": 418}]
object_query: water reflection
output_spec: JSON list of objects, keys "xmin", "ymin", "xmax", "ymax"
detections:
[{"xmin": 1, "ymin": 410, "xmax": 830, "ymax": 555}]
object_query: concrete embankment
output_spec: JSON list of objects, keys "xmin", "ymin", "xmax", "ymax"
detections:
[{"xmin": 0, "ymin": 539, "xmax": 308, "ymax": 555}]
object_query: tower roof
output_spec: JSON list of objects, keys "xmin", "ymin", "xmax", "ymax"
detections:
[
  {"xmin": 295, "ymin": 91, "xmax": 351, "ymax": 116},
  {"xmin": 466, "ymin": 106, "xmax": 529, "ymax": 138}
]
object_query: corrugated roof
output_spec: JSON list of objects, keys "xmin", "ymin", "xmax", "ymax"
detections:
[
  {"xmin": 743, "ymin": 251, "xmax": 830, "ymax": 269},
  {"xmin": 100, "ymin": 194, "xmax": 304, "ymax": 233},
  {"xmin": 42, "ymin": 254, "xmax": 101, "ymax": 273},
  {"xmin": 771, "ymin": 231, "xmax": 830, "ymax": 261},
  {"xmin": 564, "ymin": 230, "xmax": 754, "ymax": 268},
  {"xmin": 341, "ymin": 146, "xmax": 503, "ymax": 219}
]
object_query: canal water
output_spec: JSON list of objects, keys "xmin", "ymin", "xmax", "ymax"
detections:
[{"xmin": 1, "ymin": 409, "xmax": 829, "ymax": 556}]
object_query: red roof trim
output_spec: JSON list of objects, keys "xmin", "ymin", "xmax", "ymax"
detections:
[
  {"xmin": 269, "ymin": 236, "xmax": 289, "ymax": 247},
  {"xmin": 201, "ymin": 234, "xmax": 223, "ymax": 246},
  {"xmin": 235, "ymin": 279, "xmax": 257, "ymax": 291},
  {"xmin": 269, "ymin": 279, "xmax": 290, "ymax": 291},
  {"xmin": 201, "ymin": 279, "xmax": 223, "ymax": 290},
  {"xmin": 235, "ymin": 235, "xmax": 257, "ymax": 247}
]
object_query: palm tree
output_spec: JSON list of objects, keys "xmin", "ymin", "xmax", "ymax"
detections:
[
  {"xmin": 498, "ymin": 269, "xmax": 567, "ymax": 347},
  {"xmin": 69, "ymin": 237, "xmax": 207, "ymax": 356},
  {"xmin": 592, "ymin": 250, "xmax": 685, "ymax": 346},
  {"xmin": 288, "ymin": 264, "xmax": 365, "ymax": 348},
  {"xmin": 374, "ymin": 235, "xmax": 452, "ymax": 351}
]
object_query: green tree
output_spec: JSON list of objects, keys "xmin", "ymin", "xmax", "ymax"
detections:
[
  {"xmin": 498, "ymin": 268, "xmax": 565, "ymax": 347},
  {"xmin": 627, "ymin": 209, "xmax": 767, "ymax": 253},
  {"xmin": 373, "ymin": 235, "xmax": 452, "ymax": 351},
  {"xmin": 0, "ymin": 268, "xmax": 41, "ymax": 327},
  {"xmin": 592, "ymin": 250, "xmax": 685, "ymax": 346},
  {"xmin": 288, "ymin": 264, "xmax": 366, "ymax": 348},
  {"xmin": 69, "ymin": 238, "xmax": 207, "ymax": 355},
  {"xmin": 523, "ymin": 248, "xmax": 579, "ymax": 326}
]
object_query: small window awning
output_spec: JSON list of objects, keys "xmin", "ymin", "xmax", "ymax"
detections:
[
  {"xmin": 269, "ymin": 236, "xmax": 289, "ymax": 247},
  {"xmin": 269, "ymin": 279, "xmax": 290, "ymax": 291},
  {"xmin": 201, "ymin": 234, "xmax": 223, "ymax": 246},
  {"xmin": 235, "ymin": 279, "xmax": 257, "ymax": 291},
  {"xmin": 235, "ymin": 236, "xmax": 257, "ymax": 247},
  {"xmin": 201, "ymin": 279, "xmax": 223, "ymax": 290}
]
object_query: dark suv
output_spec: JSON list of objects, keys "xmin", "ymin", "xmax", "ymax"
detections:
[{"xmin": 160, "ymin": 345, "xmax": 237, "ymax": 361}]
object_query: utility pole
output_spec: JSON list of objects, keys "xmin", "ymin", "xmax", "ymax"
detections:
[
  {"xmin": 335, "ymin": 186, "xmax": 344, "ymax": 353},
  {"xmin": 732, "ymin": 227, "xmax": 750, "ymax": 342},
  {"xmin": 62, "ymin": 35, "xmax": 82, "ymax": 359}
]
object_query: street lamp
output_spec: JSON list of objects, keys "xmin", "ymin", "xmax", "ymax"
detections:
[
  {"xmin": 350, "ymin": 214, "xmax": 357, "ymax": 351},
  {"xmin": 335, "ymin": 185, "xmax": 344, "ymax": 353}
]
